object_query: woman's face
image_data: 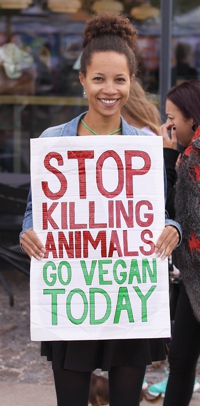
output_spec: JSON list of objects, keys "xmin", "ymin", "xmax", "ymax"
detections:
[
  {"xmin": 165, "ymin": 99, "xmax": 194, "ymax": 147},
  {"xmin": 79, "ymin": 51, "xmax": 133, "ymax": 119}
]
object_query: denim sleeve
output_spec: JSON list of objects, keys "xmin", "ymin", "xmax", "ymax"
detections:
[
  {"xmin": 165, "ymin": 217, "xmax": 182, "ymax": 247},
  {"xmin": 19, "ymin": 189, "xmax": 33, "ymax": 241}
]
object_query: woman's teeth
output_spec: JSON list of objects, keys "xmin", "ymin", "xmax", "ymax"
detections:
[{"xmin": 100, "ymin": 99, "xmax": 117, "ymax": 104}]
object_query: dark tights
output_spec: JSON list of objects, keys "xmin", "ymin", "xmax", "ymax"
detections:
[
  {"xmin": 164, "ymin": 283, "xmax": 200, "ymax": 406},
  {"xmin": 53, "ymin": 369, "xmax": 91, "ymax": 406},
  {"xmin": 109, "ymin": 365, "xmax": 145, "ymax": 406},
  {"xmin": 53, "ymin": 365, "xmax": 145, "ymax": 406}
]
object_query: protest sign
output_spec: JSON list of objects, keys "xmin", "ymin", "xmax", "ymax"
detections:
[{"xmin": 30, "ymin": 135, "xmax": 170, "ymax": 341}]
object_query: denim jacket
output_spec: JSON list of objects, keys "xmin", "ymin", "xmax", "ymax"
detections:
[{"xmin": 20, "ymin": 112, "xmax": 182, "ymax": 241}]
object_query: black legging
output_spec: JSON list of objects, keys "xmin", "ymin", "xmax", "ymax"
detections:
[
  {"xmin": 164, "ymin": 283, "xmax": 200, "ymax": 406},
  {"xmin": 53, "ymin": 365, "xmax": 146, "ymax": 406}
]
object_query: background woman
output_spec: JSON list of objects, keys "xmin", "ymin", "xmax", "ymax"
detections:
[
  {"xmin": 20, "ymin": 13, "xmax": 180, "ymax": 406},
  {"xmin": 158, "ymin": 79, "xmax": 200, "ymax": 406}
]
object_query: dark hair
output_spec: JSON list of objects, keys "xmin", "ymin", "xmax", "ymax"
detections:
[
  {"xmin": 80, "ymin": 13, "xmax": 138, "ymax": 77},
  {"xmin": 167, "ymin": 79, "xmax": 200, "ymax": 126}
]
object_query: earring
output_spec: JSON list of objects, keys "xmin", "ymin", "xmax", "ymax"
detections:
[
  {"xmin": 83, "ymin": 88, "xmax": 87, "ymax": 98},
  {"xmin": 192, "ymin": 123, "xmax": 197, "ymax": 132}
]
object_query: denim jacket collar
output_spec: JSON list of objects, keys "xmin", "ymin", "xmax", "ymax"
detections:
[{"xmin": 57, "ymin": 112, "xmax": 144, "ymax": 137}]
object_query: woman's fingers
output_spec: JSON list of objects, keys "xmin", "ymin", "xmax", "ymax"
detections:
[
  {"xmin": 170, "ymin": 126, "xmax": 178, "ymax": 150},
  {"xmin": 20, "ymin": 229, "xmax": 46, "ymax": 260},
  {"xmin": 155, "ymin": 226, "xmax": 179, "ymax": 260},
  {"xmin": 159, "ymin": 124, "xmax": 178, "ymax": 150},
  {"xmin": 159, "ymin": 124, "xmax": 171, "ymax": 148}
]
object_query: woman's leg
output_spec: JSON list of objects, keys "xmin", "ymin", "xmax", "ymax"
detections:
[
  {"xmin": 164, "ymin": 283, "xmax": 200, "ymax": 406},
  {"xmin": 109, "ymin": 365, "xmax": 146, "ymax": 406},
  {"xmin": 53, "ymin": 369, "xmax": 91, "ymax": 406}
]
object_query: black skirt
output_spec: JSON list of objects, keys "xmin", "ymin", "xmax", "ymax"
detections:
[{"xmin": 41, "ymin": 338, "xmax": 166, "ymax": 371}]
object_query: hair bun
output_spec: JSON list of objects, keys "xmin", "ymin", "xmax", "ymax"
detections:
[{"xmin": 83, "ymin": 13, "xmax": 138, "ymax": 52}]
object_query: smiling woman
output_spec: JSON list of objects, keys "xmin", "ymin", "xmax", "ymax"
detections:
[
  {"xmin": 20, "ymin": 12, "xmax": 181, "ymax": 406},
  {"xmin": 78, "ymin": 13, "xmax": 138, "ymax": 136}
]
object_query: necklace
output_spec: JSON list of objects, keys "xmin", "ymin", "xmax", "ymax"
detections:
[{"xmin": 81, "ymin": 118, "xmax": 121, "ymax": 135}]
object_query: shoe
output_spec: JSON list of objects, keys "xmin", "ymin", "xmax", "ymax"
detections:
[
  {"xmin": 148, "ymin": 377, "xmax": 200, "ymax": 398},
  {"xmin": 148, "ymin": 378, "xmax": 168, "ymax": 398},
  {"xmin": 193, "ymin": 380, "xmax": 200, "ymax": 392},
  {"xmin": 142, "ymin": 378, "xmax": 148, "ymax": 390}
]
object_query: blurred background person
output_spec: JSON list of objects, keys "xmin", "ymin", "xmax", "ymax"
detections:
[
  {"xmin": 171, "ymin": 42, "xmax": 198, "ymax": 86},
  {"xmin": 121, "ymin": 78, "xmax": 161, "ymax": 135}
]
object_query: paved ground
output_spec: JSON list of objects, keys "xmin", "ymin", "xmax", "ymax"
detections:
[{"xmin": 0, "ymin": 263, "xmax": 200, "ymax": 405}]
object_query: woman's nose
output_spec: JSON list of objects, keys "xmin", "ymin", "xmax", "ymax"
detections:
[
  {"xmin": 103, "ymin": 82, "xmax": 116, "ymax": 94},
  {"xmin": 166, "ymin": 118, "xmax": 172, "ymax": 126}
]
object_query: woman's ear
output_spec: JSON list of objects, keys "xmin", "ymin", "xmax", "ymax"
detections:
[{"xmin": 79, "ymin": 71, "xmax": 85, "ymax": 87}]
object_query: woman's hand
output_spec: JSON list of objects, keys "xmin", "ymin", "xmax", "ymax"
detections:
[
  {"xmin": 155, "ymin": 225, "xmax": 180, "ymax": 260},
  {"xmin": 20, "ymin": 229, "xmax": 46, "ymax": 260},
  {"xmin": 159, "ymin": 124, "xmax": 178, "ymax": 150}
]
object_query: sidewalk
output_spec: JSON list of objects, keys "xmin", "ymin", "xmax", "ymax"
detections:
[
  {"xmin": 0, "ymin": 265, "xmax": 200, "ymax": 405},
  {"xmin": 1, "ymin": 381, "xmax": 200, "ymax": 406},
  {"xmin": 0, "ymin": 382, "xmax": 56, "ymax": 406}
]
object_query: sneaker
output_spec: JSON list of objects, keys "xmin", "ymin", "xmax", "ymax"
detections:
[
  {"xmin": 193, "ymin": 380, "xmax": 200, "ymax": 392},
  {"xmin": 148, "ymin": 378, "xmax": 168, "ymax": 398},
  {"xmin": 148, "ymin": 377, "xmax": 200, "ymax": 398},
  {"xmin": 142, "ymin": 378, "xmax": 148, "ymax": 390}
]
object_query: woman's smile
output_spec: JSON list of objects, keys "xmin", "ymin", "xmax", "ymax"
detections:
[{"xmin": 98, "ymin": 98, "xmax": 120, "ymax": 106}]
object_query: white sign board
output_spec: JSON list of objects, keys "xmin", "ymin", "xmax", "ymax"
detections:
[{"xmin": 30, "ymin": 135, "xmax": 170, "ymax": 341}]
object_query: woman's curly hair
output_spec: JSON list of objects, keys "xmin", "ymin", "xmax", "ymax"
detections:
[{"xmin": 80, "ymin": 13, "xmax": 138, "ymax": 76}]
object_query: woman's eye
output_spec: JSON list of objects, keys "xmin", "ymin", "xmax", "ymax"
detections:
[
  {"xmin": 93, "ymin": 77, "xmax": 103, "ymax": 81},
  {"xmin": 117, "ymin": 78, "xmax": 125, "ymax": 82}
]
